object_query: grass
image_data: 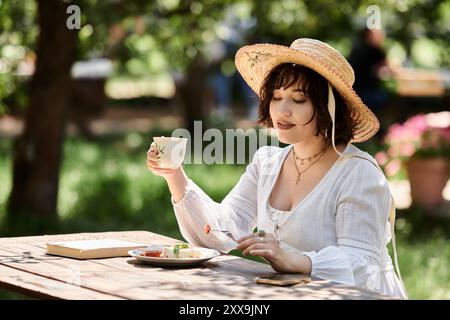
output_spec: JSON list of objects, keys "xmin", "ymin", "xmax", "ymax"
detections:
[{"xmin": 0, "ymin": 131, "xmax": 449, "ymax": 299}]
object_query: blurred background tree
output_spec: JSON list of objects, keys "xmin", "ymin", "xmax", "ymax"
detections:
[{"xmin": 5, "ymin": 0, "xmax": 77, "ymax": 226}]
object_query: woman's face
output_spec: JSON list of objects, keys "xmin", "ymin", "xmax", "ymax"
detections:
[{"xmin": 269, "ymin": 84, "xmax": 317, "ymax": 144}]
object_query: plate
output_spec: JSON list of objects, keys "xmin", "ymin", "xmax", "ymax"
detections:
[{"xmin": 128, "ymin": 246, "xmax": 220, "ymax": 267}]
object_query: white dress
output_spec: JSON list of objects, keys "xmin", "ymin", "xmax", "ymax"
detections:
[{"xmin": 171, "ymin": 143, "xmax": 408, "ymax": 299}]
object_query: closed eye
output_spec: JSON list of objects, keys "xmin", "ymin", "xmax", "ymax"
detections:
[{"xmin": 272, "ymin": 97, "xmax": 306, "ymax": 104}]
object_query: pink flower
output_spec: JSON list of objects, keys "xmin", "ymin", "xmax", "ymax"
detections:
[
  {"xmin": 375, "ymin": 151, "xmax": 389, "ymax": 166},
  {"xmin": 404, "ymin": 114, "xmax": 428, "ymax": 133},
  {"xmin": 385, "ymin": 159, "xmax": 402, "ymax": 177},
  {"xmin": 387, "ymin": 144, "xmax": 401, "ymax": 158},
  {"xmin": 385, "ymin": 124, "xmax": 404, "ymax": 143},
  {"xmin": 383, "ymin": 112, "xmax": 450, "ymax": 163},
  {"xmin": 400, "ymin": 143, "xmax": 416, "ymax": 157}
]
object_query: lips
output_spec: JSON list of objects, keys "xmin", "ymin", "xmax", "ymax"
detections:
[{"xmin": 277, "ymin": 121, "xmax": 296, "ymax": 130}]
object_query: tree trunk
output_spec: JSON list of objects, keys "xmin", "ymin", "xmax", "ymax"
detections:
[
  {"xmin": 175, "ymin": 54, "xmax": 209, "ymax": 134},
  {"xmin": 8, "ymin": 0, "xmax": 77, "ymax": 219}
]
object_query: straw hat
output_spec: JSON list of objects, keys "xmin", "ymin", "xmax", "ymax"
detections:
[{"xmin": 235, "ymin": 38, "xmax": 380, "ymax": 143}]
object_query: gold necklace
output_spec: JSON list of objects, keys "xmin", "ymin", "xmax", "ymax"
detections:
[
  {"xmin": 293, "ymin": 146, "xmax": 326, "ymax": 165},
  {"xmin": 292, "ymin": 145, "xmax": 328, "ymax": 185}
]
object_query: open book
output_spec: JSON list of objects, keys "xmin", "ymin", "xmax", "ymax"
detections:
[{"xmin": 46, "ymin": 239, "xmax": 147, "ymax": 260}]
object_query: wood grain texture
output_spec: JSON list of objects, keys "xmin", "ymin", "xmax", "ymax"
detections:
[{"xmin": 0, "ymin": 231, "xmax": 391, "ymax": 300}]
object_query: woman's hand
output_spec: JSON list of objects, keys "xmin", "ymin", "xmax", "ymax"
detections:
[
  {"xmin": 236, "ymin": 231, "xmax": 312, "ymax": 274},
  {"xmin": 147, "ymin": 142, "xmax": 189, "ymax": 203},
  {"xmin": 236, "ymin": 232, "xmax": 291, "ymax": 273},
  {"xmin": 147, "ymin": 142, "xmax": 181, "ymax": 180}
]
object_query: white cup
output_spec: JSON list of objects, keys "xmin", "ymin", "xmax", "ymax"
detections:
[{"xmin": 152, "ymin": 136, "xmax": 188, "ymax": 169}]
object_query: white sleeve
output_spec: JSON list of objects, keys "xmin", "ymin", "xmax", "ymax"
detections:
[
  {"xmin": 170, "ymin": 146, "xmax": 266, "ymax": 253},
  {"xmin": 302, "ymin": 159, "xmax": 392, "ymax": 290}
]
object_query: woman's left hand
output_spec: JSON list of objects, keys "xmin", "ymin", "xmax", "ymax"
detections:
[{"xmin": 236, "ymin": 232, "xmax": 292, "ymax": 273}]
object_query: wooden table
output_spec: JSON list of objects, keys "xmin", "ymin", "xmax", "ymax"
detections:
[{"xmin": 0, "ymin": 231, "xmax": 390, "ymax": 300}]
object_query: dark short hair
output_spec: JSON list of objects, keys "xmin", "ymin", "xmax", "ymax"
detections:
[{"xmin": 257, "ymin": 63, "xmax": 354, "ymax": 145}]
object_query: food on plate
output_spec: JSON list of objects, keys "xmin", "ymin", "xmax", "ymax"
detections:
[
  {"xmin": 162, "ymin": 243, "xmax": 201, "ymax": 258},
  {"xmin": 140, "ymin": 249, "xmax": 163, "ymax": 257},
  {"xmin": 137, "ymin": 243, "xmax": 202, "ymax": 259},
  {"xmin": 139, "ymin": 245, "xmax": 164, "ymax": 257}
]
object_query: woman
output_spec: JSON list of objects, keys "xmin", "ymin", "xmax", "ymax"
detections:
[{"xmin": 147, "ymin": 38, "xmax": 407, "ymax": 299}]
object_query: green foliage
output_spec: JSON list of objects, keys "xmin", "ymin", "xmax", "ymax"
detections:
[
  {"xmin": 393, "ymin": 205, "xmax": 450, "ymax": 299},
  {"xmin": 0, "ymin": 0, "xmax": 37, "ymax": 113},
  {"xmin": 0, "ymin": 138, "xmax": 12, "ymax": 221},
  {"xmin": 2, "ymin": 0, "xmax": 450, "ymax": 113},
  {"xmin": 73, "ymin": 0, "xmax": 236, "ymax": 73}
]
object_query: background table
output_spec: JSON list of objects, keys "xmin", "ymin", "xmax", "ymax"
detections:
[{"xmin": 0, "ymin": 231, "xmax": 391, "ymax": 299}]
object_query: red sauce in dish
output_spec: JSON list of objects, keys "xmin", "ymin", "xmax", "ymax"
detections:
[{"xmin": 141, "ymin": 250, "xmax": 163, "ymax": 257}]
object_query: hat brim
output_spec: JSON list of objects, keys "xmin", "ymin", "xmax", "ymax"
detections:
[{"xmin": 235, "ymin": 43, "xmax": 380, "ymax": 143}]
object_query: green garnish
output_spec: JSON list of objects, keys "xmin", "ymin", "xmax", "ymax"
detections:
[{"xmin": 173, "ymin": 243, "xmax": 189, "ymax": 256}]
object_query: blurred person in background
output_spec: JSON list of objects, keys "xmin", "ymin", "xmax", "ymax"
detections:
[
  {"xmin": 348, "ymin": 28, "xmax": 398, "ymax": 136},
  {"xmin": 206, "ymin": 10, "xmax": 259, "ymax": 124}
]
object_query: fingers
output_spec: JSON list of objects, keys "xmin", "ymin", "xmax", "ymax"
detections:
[
  {"xmin": 147, "ymin": 143, "xmax": 156, "ymax": 161},
  {"xmin": 237, "ymin": 233, "xmax": 258, "ymax": 243},
  {"xmin": 146, "ymin": 158, "xmax": 158, "ymax": 169},
  {"xmin": 242, "ymin": 243, "xmax": 269, "ymax": 256},
  {"xmin": 236, "ymin": 236, "xmax": 264, "ymax": 251},
  {"xmin": 247, "ymin": 249, "xmax": 274, "ymax": 260},
  {"xmin": 147, "ymin": 165, "xmax": 174, "ymax": 174},
  {"xmin": 146, "ymin": 142, "xmax": 180, "ymax": 177},
  {"xmin": 237, "ymin": 231, "xmax": 276, "ymax": 243},
  {"xmin": 146, "ymin": 159, "xmax": 173, "ymax": 174},
  {"xmin": 147, "ymin": 142, "xmax": 162, "ymax": 170},
  {"xmin": 236, "ymin": 232, "xmax": 276, "ymax": 251},
  {"xmin": 146, "ymin": 158, "xmax": 159, "ymax": 167},
  {"xmin": 150, "ymin": 167, "xmax": 174, "ymax": 174}
]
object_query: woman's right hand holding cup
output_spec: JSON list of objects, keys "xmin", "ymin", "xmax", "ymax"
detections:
[{"xmin": 147, "ymin": 142, "xmax": 182, "ymax": 180}]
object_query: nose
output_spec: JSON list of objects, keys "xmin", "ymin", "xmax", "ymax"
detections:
[{"xmin": 277, "ymin": 100, "xmax": 292, "ymax": 117}]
